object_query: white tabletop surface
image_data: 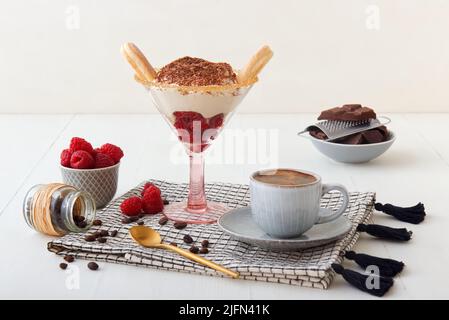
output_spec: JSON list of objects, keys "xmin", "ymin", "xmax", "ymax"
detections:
[{"xmin": 1, "ymin": 113, "xmax": 448, "ymax": 300}]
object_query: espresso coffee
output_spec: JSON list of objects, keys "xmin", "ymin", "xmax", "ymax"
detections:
[{"xmin": 253, "ymin": 169, "xmax": 317, "ymax": 186}]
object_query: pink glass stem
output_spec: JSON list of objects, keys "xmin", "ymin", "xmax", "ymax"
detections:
[{"xmin": 186, "ymin": 151, "xmax": 207, "ymax": 213}]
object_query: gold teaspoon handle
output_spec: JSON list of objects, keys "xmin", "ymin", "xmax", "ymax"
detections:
[{"xmin": 160, "ymin": 244, "xmax": 239, "ymax": 279}]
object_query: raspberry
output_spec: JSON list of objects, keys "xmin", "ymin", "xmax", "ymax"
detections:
[
  {"xmin": 141, "ymin": 183, "xmax": 161, "ymax": 196},
  {"xmin": 173, "ymin": 111, "xmax": 209, "ymax": 143},
  {"xmin": 69, "ymin": 137, "xmax": 94, "ymax": 154},
  {"xmin": 208, "ymin": 113, "xmax": 224, "ymax": 129},
  {"xmin": 142, "ymin": 188, "xmax": 164, "ymax": 214},
  {"xmin": 97, "ymin": 143, "xmax": 124, "ymax": 163},
  {"xmin": 70, "ymin": 150, "xmax": 95, "ymax": 169},
  {"xmin": 94, "ymin": 152, "xmax": 115, "ymax": 168},
  {"xmin": 120, "ymin": 197, "xmax": 143, "ymax": 216},
  {"xmin": 60, "ymin": 149, "xmax": 72, "ymax": 167}
]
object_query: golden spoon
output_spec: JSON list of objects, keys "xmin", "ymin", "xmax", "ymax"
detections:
[{"xmin": 129, "ymin": 225, "xmax": 239, "ymax": 278}]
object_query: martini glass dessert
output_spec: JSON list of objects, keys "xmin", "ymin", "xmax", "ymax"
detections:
[{"xmin": 121, "ymin": 43, "xmax": 273, "ymax": 223}]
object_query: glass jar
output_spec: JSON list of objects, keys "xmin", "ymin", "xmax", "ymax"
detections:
[{"xmin": 23, "ymin": 183, "xmax": 96, "ymax": 236}]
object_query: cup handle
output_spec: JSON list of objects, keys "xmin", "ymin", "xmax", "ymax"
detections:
[{"xmin": 316, "ymin": 183, "xmax": 349, "ymax": 224}]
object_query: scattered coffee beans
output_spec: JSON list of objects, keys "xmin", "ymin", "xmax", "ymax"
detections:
[
  {"xmin": 137, "ymin": 221, "xmax": 144, "ymax": 226},
  {"xmin": 163, "ymin": 199, "xmax": 170, "ymax": 205},
  {"xmin": 199, "ymin": 247, "xmax": 209, "ymax": 254},
  {"xmin": 158, "ymin": 217, "xmax": 168, "ymax": 225},
  {"xmin": 183, "ymin": 235, "xmax": 193, "ymax": 244},
  {"xmin": 201, "ymin": 240, "xmax": 209, "ymax": 248},
  {"xmin": 84, "ymin": 234, "xmax": 96, "ymax": 242},
  {"xmin": 129, "ymin": 216, "xmax": 140, "ymax": 222},
  {"xmin": 87, "ymin": 262, "xmax": 99, "ymax": 271},
  {"xmin": 92, "ymin": 219, "xmax": 102, "ymax": 226},
  {"xmin": 174, "ymin": 222, "xmax": 187, "ymax": 230},
  {"xmin": 97, "ymin": 237, "xmax": 107, "ymax": 243},
  {"xmin": 59, "ymin": 263, "xmax": 68, "ymax": 270},
  {"xmin": 189, "ymin": 245, "xmax": 199, "ymax": 254},
  {"xmin": 169, "ymin": 242, "xmax": 177, "ymax": 247},
  {"xmin": 110, "ymin": 230, "xmax": 118, "ymax": 237},
  {"xmin": 64, "ymin": 255, "xmax": 75, "ymax": 263}
]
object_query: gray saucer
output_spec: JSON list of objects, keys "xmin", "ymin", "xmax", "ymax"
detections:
[{"xmin": 217, "ymin": 207, "xmax": 352, "ymax": 251}]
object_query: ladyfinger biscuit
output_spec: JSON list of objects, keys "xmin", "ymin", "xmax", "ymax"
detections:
[
  {"xmin": 121, "ymin": 42, "xmax": 157, "ymax": 82},
  {"xmin": 238, "ymin": 45, "xmax": 273, "ymax": 84}
]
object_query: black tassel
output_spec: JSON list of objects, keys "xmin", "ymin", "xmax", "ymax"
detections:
[
  {"xmin": 344, "ymin": 251, "xmax": 405, "ymax": 277},
  {"xmin": 357, "ymin": 224, "xmax": 412, "ymax": 241},
  {"xmin": 375, "ymin": 202, "xmax": 426, "ymax": 224},
  {"xmin": 332, "ymin": 264, "xmax": 393, "ymax": 297}
]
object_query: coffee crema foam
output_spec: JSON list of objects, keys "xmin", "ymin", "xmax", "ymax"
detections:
[{"xmin": 253, "ymin": 169, "xmax": 317, "ymax": 186}]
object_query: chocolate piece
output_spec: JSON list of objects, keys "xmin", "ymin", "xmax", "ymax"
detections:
[
  {"xmin": 318, "ymin": 104, "xmax": 376, "ymax": 121},
  {"xmin": 309, "ymin": 128, "xmax": 328, "ymax": 140},
  {"xmin": 337, "ymin": 133, "xmax": 364, "ymax": 145},
  {"xmin": 362, "ymin": 130, "xmax": 384, "ymax": 144}
]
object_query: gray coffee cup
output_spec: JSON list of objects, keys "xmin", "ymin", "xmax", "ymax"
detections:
[{"xmin": 249, "ymin": 168, "xmax": 349, "ymax": 238}]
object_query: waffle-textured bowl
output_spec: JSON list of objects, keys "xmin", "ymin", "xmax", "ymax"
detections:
[{"xmin": 60, "ymin": 163, "xmax": 120, "ymax": 208}]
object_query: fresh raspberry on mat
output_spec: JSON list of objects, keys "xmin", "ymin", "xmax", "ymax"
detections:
[
  {"xmin": 69, "ymin": 137, "xmax": 94, "ymax": 154},
  {"xmin": 141, "ymin": 183, "xmax": 161, "ymax": 197},
  {"xmin": 142, "ymin": 188, "xmax": 164, "ymax": 214},
  {"xmin": 94, "ymin": 152, "xmax": 115, "ymax": 169},
  {"xmin": 120, "ymin": 197, "xmax": 143, "ymax": 216},
  {"xmin": 60, "ymin": 149, "xmax": 73, "ymax": 167},
  {"xmin": 96, "ymin": 143, "xmax": 124, "ymax": 163},
  {"xmin": 70, "ymin": 150, "xmax": 95, "ymax": 169}
]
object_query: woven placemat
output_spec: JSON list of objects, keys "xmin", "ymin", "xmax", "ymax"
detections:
[{"xmin": 48, "ymin": 180, "xmax": 375, "ymax": 289}]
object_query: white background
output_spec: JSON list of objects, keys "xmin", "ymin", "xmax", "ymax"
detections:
[{"xmin": 1, "ymin": 0, "xmax": 449, "ymax": 114}]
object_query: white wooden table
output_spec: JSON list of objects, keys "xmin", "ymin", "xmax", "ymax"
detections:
[{"xmin": 1, "ymin": 113, "xmax": 448, "ymax": 299}]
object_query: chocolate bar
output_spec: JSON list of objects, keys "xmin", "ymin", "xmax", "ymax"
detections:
[{"xmin": 318, "ymin": 104, "xmax": 377, "ymax": 121}]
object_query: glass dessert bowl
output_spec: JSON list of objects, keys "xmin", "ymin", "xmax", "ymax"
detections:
[{"xmin": 122, "ymin": 43, "xmax": 272, "ymax": 223}]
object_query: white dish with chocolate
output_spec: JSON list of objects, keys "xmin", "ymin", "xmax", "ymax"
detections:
[{"xmin": 303, "ymin": 104, "xmax": 396, "ymax": 163}]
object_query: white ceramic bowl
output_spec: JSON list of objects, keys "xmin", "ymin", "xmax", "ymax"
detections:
[{"xmin": 308, "ymin": 131, "xmax": 396, "ymax": 163}]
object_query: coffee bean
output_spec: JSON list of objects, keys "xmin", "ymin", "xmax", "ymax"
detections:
[
  {"xmin": 87, "ymin": 262, "xmax": 99, "ymax": 271},
  {"xmin": 110, "ymin": 230, "xmax": 118, "ymax": 237},
  {"xmin": 77, "ymin": 221, "xmax": 87, "ymax": 228},
  {"xmin": 169, "ymin": 242, "xmax": 177, "ymax": 247},
  {"xmin": 163, "ymin": 199, "xmax": 170, "ymax": 205},
  {"xmin": 189, "ymin": 246, "xmax": 199, "ymax": 254},
  {"xmin": 64, "ymin": 255, "xmax": 75, "ymax": 263},
  {"xmin": 199, "ymin": 247, "xmax": 209, "ymax": 254},
  {"xmin": 84, "ymin": 234, "xmax": 96, "ymax": 242},
  {"xmin": 158, "ymin": 217, "xmax": 168, "ymax": 225},
  {"xmin": 201, "ymin": 240, "xmax": 209, "ymax": 248},
  {"xmin": 59, "ymin": 263, "xmax": 68, "ymax": 270},
  {"xmin": 99, "ymin": 230, "xmax": 109, "ymax": 237},
  {"xmin": 137, "ymin": 221, "xmax": 144, "ymax": 226},
  {"xmin": 174, "ymin": 222, "xmax": 187, "ymax": 230},
  {"xmin": 121, "ymin": 217, "xmax": 131, "ymax": 224},
  {"xmin": 130, "ymin": 216, "xmax": 140, "ymax": 222},
  {"xmin": 183, "ymin": 235, "xmax": 193, "ymax": 244},
  {"xmin": 97, "ymin": 237, "xmax": 107, "ymax": 243},
  {"xmin": 92, "ymin": 219, "xmax": 102, "ymax": 226},
  {"xmin": 73, "ymin": 215, "xmax": 85, "ymax": 223},
  {"xmin": 138, "ymin": 213, "xmax": 145, "ymax": 219}
]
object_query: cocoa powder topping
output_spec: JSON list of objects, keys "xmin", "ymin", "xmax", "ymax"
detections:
[{"xmin": 156, "ymin": 56, "xmax": 237, "ymax": 86}]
